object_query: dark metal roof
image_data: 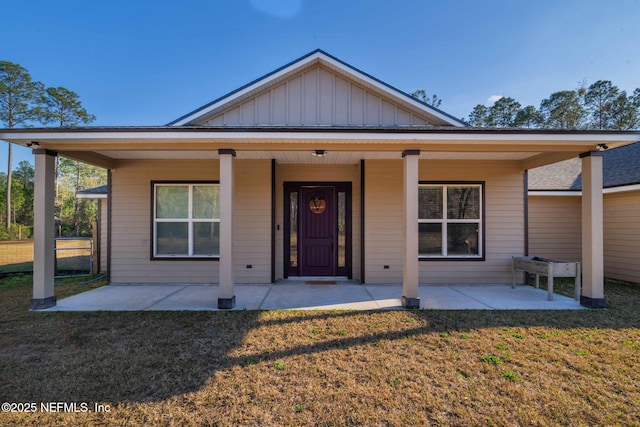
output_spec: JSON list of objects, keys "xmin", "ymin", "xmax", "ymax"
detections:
[
  {"xmin": 529, "ymin": 141, "xmax": 640, "ymax": 190},
  {"xmin": 166, "ymin": 49, "xmax": 468, "ymax": 127}
]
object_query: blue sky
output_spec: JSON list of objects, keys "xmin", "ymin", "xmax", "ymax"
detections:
[{"xmin": 2, "ymin": 0, "xmax": 639, "ymax": 167}]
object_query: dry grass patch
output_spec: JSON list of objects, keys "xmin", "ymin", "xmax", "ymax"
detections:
[{"xmin": 1, "ymin": 276, "xmax": 640, "ymax": 426}]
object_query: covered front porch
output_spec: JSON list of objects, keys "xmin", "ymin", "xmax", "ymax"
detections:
[
  {"xmin": 42, "ymin": 281, "xmax": 584, "ymax": 311},
  {"xmin": 1, "ymin": 128, "xmax": 637, "ymax": 311}
]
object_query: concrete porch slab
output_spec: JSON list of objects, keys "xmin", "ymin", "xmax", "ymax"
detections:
[
  {"xmin": 261, "ymin": 282, "xmax": 381, "ymax": 310},
  {"xmin": 49, "ymin": 285, "xmax": 187, "ymax": 311},
  {"xmin": 41, "ymin": 282, "xmax": 585, "ymax": 311}
]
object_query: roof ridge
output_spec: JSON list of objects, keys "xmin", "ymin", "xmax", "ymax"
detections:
[{"xmin": 167, "ymin": 49, "xmax": 467, "ymax": 127}]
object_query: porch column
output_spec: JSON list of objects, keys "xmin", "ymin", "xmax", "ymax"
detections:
[
  {"xmin": 402, "ymin": 150, "xmax": 420, "ymax": 309},
  {"xmin": 31, "ymin": 149, "xmax": 57, "ymax": 309},
  {"xmin": 580, "ymin": 151, "xmax": 605, "ymax": 308},
  {"xmin": 218, "ymin": 149, "xmax": 236, "ymax": 309}
]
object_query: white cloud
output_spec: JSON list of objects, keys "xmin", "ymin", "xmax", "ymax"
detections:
[{"xmin": 487, "ymin": 95, "xmax": 503, "ymax": 105}]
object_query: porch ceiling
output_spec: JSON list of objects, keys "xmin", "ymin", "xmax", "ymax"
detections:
[{"xmin": 94, "ymin": 149, "xmax": 542, "ymax": 164}]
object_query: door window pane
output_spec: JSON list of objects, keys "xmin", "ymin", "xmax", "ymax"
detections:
[
  {"xmin": 290, "ymin": 192, "xmax": 298, "ymax": 267},
  {"xmin": 338, "ymin": 191, "xmax": 346, "ymax": 267}
]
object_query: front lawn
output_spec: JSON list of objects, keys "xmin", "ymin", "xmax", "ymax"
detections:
[{"xmin": 0, "ymin": 275, "xmax": 639, "ymax": 426}]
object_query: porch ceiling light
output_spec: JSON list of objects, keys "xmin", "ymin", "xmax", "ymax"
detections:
[{"xmin": 312, "ymin": 149, "xmax": 327, "ymax": 158}]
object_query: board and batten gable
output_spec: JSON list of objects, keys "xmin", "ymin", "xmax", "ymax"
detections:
[
  {"xmin": 110, "ymin": 159, "xmax": 271, "ymax": 284},
  {"xmin": 364, "ymin": 160, "xmax": 525, "ymax": 284},
  {"xmin": 194, "ymin": 65, "xmax": 434, "ymax": 127}
]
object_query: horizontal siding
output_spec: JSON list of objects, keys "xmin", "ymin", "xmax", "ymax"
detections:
[
  {"xmin": 231, "ymin": 160, "xmax": 272, "ymax": 283},
  {"xmin": 528, "ymin": 196, "xmax": 582, "ymax": 262},
  {"xmin": 363, "ymin": 161, "xmax": 403, "ymax": 283},
  {"xmin": 365, "ymin": 160, "xmax": 525, "ymax": 284},
  {"xmin": 528, "ymin": 191, "xmax": 640, "ymax": 285},
  {"xmin": 110, "ymin": 159, "xmax": 271, "ymax": 284},
  {"xmin": 603, "ymin": 191, "xmax": 640, "ymax": 284}
]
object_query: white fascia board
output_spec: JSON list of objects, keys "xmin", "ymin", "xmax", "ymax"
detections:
[
  {"xmin": 2, "ymin": 130, "xmax": 639, "ymax": 147},
  {"xmin": 604, "ymin": 184, "xmax": 640, "ymax": 194},
  {"xmin": 528, "ymin": 191, "xmax": 582, "ymax": 197},
  {"xmin": 76, "ymin": 193, "xmax": 107, "ymax": 199},
  {"xmin": 529, "ymin": 184, "xmax": 640, "ymax": 196}
]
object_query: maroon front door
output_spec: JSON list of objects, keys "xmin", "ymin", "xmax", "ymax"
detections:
[{"xmin": 299, "ymin": 186, "xmax": 335, "ymax": 276}]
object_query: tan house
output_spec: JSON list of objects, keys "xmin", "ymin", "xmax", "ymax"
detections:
[
  {"xmin": 529, "ymin": 142, "xmax": 640, "ymax": 284},
  {"xmin": 1, "ymin": 50, "xmax": 638, "ymax": 310}
]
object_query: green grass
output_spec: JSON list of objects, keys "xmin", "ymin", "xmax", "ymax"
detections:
[{"xmin": 1, "ymin": 275, "xmax": 640, "ymax": 426}]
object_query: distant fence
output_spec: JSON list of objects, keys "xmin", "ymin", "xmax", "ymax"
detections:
[
  {"xmin": 0, "ymin": 238, "xmax": 94, "ymax": 277},
  {"xmin": 54, "ymin": 238, "xmax": 93, "ymax": 278},
  {"xmin": 0, "ymin": 240, "xmax": 34, "ymax": 273}
]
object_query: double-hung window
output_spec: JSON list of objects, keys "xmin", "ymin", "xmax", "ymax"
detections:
[
  {"xmin": 153, "ymin": 182, "xmax": 220, "ymax": 258},
  {"xmin": 418, "ymin": 183, "xmax": 483, "ymax": 259}
]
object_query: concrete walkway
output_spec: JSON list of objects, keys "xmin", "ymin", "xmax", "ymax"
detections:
[{"xmin": 43, "ymin": 281, "xmax": 585, "ymax": 311}]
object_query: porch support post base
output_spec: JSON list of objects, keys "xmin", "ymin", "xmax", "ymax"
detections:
[
  {"xmin": 217, "ymin": 296, "xmax": 236, "ymax": 310},
  {"xmin": 402, "ymin": 296, "xmax": 420, "ymax": 309},
  {"xmin": 580, "ymin": 295, "xmax": 606, "ymax": 309},
  {"xmin": 30, "ymin": 296, "xmax": 57, "ymax": 310}
]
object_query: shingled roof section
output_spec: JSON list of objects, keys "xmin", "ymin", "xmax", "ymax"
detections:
[
  {"xmin": 529, "ymin": 141, "xmax": 640, "ymax": 191},
  {"xmin": 76, "ymin": 185, "xmax": 108, "ymax": 197}
]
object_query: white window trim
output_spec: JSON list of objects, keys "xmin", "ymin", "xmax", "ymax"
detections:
[
  {"xmin": 153, "ymin": 183, "xmax": 220, "ymax": 258},
  {"xmin": 418, "ymin": 183, "xmax": 483, "ymax": 259}
]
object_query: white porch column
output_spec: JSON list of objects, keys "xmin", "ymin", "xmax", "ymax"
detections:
[
  {"xmin": 402, "ymin": 150, "xmax": 420, "ymax": 309},
  {"xmin": 580, "ymin": 151, "xmax": 605, "ymax": 308},
  {"xmin": 32, "ymin": 149, "xmax": 57, "ymax": 309},
  {"xmin": 218, "ymin": 149, "xmax": 236, "ymax": 309}
]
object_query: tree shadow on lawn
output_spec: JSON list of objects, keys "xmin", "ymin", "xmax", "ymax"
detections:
[{"xmin": 0, "ymin": 280, "xmax": 638, "ymax": 405}]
